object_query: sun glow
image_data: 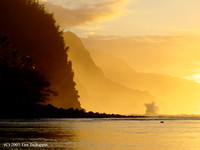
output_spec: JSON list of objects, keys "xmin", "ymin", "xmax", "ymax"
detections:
[
  {"xmin": 184, "ymin": 74, "xmax": 200, "ymax": 83},
  {"xmin": 192, "ymin": 74, "xmax": 200, "ymax": 83}
]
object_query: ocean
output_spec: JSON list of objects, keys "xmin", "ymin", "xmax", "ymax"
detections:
[{"xmin": 1, "ymin": 117, "xmax": 200, "ymax": 150}]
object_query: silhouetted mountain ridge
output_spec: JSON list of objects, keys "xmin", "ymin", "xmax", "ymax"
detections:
[
  {"xmin": 89, "ymin": 50, "xmax": 200, "ymax": 114},
  {"xmin": 64, "ymin": 32, "xmax": 158, "ymax": 114}
]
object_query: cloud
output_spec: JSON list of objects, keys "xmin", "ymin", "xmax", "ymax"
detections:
[{"xmin": 41, "ymin": 0, "xmax": 130, "ymax": 28}]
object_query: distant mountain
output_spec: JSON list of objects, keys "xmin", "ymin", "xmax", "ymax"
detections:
[
  {"xmin": 89, "ymin": 50, "xmax": 137, "ymax": 87},
  {"xmin": 89, "ymin": 50, "xmax": 200, "ymax": 114},
  {"xmin": 64, "ymin": 32, "xmax": 158, "ymax": 114}
]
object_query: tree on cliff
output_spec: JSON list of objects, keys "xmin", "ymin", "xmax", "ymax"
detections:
[
  {"xmin": 0, "ymin": 0, "xmax": 81, "ymax": 109},
  {"xmin": 0, "ymin": 36, "xmax": 56, "ymax": 103},
  {"xmin": 0, "ymin": 35, "xmax": 56, "ymax": 113}
]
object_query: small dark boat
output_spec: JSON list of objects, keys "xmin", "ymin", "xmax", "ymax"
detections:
[{"xmin": 160, "ymin": 121, "xmax": 164, "ymax": 123}]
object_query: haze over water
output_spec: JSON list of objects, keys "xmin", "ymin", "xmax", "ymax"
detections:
[
  {"xmin": 2, "ymin": 1, "xmax": 200, "ymax": 149},
  {"xmin": 1, "ymin": 118, "xmax": 200, "ymax": 150}
]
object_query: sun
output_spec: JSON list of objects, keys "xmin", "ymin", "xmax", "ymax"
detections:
[
  {"xmin": 183, "ymin": 74, "xmax": 200, "ymax": 83},
  {"xmin": 191, "ymin": 74, "xmax": 200, "ymax": 83},
  {"xmin": 188, "ymin": 74, "xmax": 200, "ymax": 83}
]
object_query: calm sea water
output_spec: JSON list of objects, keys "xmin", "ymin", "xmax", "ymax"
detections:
[{"xmin": 1, "ymin": 117, "xmax": 200, "ymax": 150}]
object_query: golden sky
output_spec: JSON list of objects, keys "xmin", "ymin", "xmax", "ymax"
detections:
[
  {"xmin": 41, "ymin": 0, "xmax": 200, "ymax": 36},
  {"xmin": 40, "ymin": 0, "xmax": 200, "ymax": 114},
  {"xmin": 40, "ymin": 0, "xmax": 200, "ymax": 81}
]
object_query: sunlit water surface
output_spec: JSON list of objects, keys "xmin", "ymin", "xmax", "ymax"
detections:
[{"xmin": 1, "ymin": 117, "xmax": 200, "ymax": 149}]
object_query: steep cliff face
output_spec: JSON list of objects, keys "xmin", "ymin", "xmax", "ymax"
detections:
[
  {"xmin": 90, "ymin": 50, "xmax": 200, "ymax": 114},
  {"xmin": 0, "ymin": 0, "xmax": 81, "ymax": 109},
  {"xmin": 64, "ymin": 32, "xmax": 158, "ymax": 114}
]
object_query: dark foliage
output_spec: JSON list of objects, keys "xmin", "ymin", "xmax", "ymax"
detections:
[
  {"xmin": 0, "ymin": 103, "xmax": 146, "ymax": 118},
  {"xmin": 0, "ymin": 0, "xmax": 80, "ymax": 109},
  {"xmin": 0, "ymin": 36, "xmax": 56, "ymax": 114}
]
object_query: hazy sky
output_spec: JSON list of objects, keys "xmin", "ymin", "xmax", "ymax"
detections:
[
  {"xmin": 40, "ymin": 0, "xmax": 200, "ymax": 82},
  {"xmin": 41, "ymin": 0, "xmax": 200, "ymax": 36},
  {"xmin": 40, "ymin": 0, "xmax": 200, "ymax": 114}
]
